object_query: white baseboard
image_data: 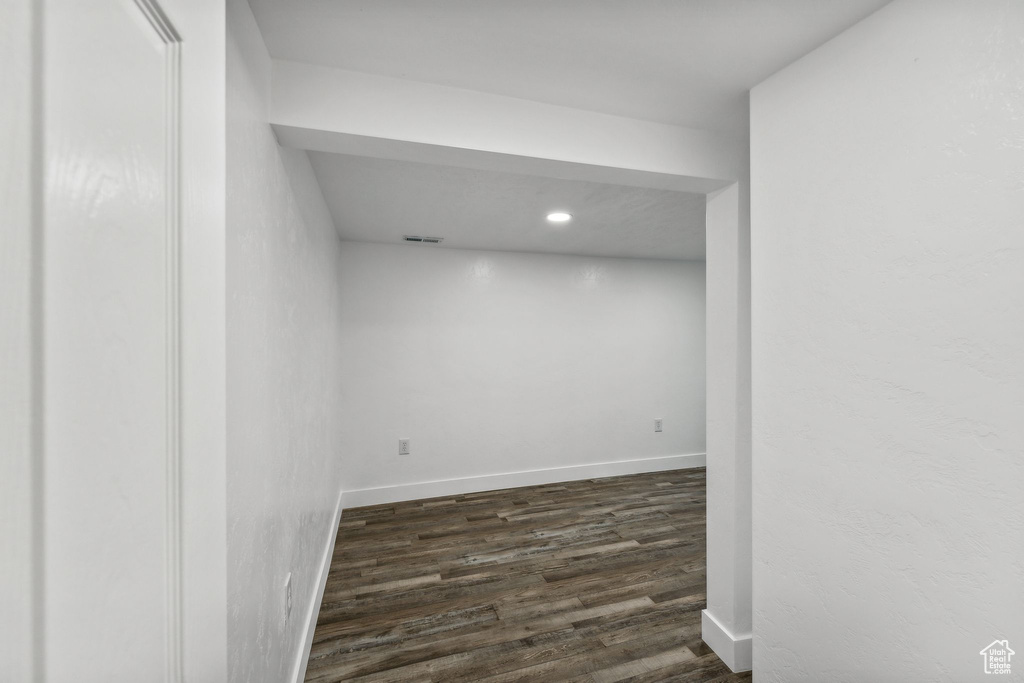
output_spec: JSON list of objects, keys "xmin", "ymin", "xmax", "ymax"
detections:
[
  {"xmin": 701, "ymin": 609, "xmax": 752, "ymax": 673},
  {"xmin": 290, "ymin": 486, "xmax": 345, "ymax": 683},
  {"xmin": 342, "ymin": 452, "xmax": 706, "ymax": 507}
]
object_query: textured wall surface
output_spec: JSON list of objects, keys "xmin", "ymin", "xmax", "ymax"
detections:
[
  {"xmin": 337, "ymin": 242, "xmax": 706, "ymax": 493},
  {"xmin": 226, "ymin": 1, "xmax": 346, "ymax": 681},
  {"xmin": 751, "ymin": 1, "xmax": 1024, "ymax": 681}
]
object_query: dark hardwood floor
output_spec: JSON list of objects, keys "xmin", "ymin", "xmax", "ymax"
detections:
[{"xmin": 305, "ymin": 467, "xmax": 750, "ymax": 682}]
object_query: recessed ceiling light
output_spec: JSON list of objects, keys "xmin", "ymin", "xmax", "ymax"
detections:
[{"xmin": 547, "ymin": 212, "xmax": 572, "ymax": 223}]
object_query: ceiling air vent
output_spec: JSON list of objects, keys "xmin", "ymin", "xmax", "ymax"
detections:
[{"xmin": 402, "ymin": 235, "xmax": 444, "ymax": 244}]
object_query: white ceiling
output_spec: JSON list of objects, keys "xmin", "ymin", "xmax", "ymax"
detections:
[
  {"xmin": 250, "ymin": 0, "xmax": 889, "ymax": 132},
  {"xmin": 308, "ymin": 153, "xmax": 707, "ymax": 260}
]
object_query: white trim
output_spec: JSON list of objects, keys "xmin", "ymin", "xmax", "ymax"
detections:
[
  {"xmin": 0, "ymin": 2, "xmax": 43, "ymax": 677},
  {"xmin": 343, "ymin": 453, "xmax": 706, "ymax": 508},
  {"xmin": 701, "ymin": 609, "xmax": 752, "ymax": 673},
  {"xmin": 290, "ymin": 486, "xmax": 345, "ymax": 683},
  {"xmin": 131, "ymin": 1, "xmax": 185, "ymax": 678}
]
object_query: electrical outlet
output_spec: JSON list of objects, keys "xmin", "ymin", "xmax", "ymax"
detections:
[
  {"xmin": 399, "ymin": 438, "xmax": 411, "ymax": 455},
  {"xmin": 654, "ymin": 419, "xmax": 663, "ymax": 433},
  {"xmin": 284, "ymin": 572, "xmax": 292, "ymax": 624}
]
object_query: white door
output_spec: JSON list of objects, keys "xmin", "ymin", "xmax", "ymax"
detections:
[
  {"xmin": 1, "ymin": 0, "xmax": 229, "ymax": 680},
  {"xmin": 44, "ymin": 1, "xmax": 180, "ymax": 679}
]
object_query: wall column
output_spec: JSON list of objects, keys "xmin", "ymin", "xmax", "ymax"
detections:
[{"xmin": 703, "ymin": 180, "xmax": 753, "ymax": 672}]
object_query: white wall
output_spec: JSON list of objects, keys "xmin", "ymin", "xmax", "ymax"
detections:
[
  {"xmin": 226, "ymin": 2, "xmax": 346, "ymax": 681},
  {"xmin": 751, "ymin": 1, "xmax": 1024, "ymax": 680},
  {"xmin": 337, "ymin": 242, "xmax": 706, "ymax": 503},
  {"xmin": 703, "ymin": 181, "xmax": 752, "ymax": 672}
]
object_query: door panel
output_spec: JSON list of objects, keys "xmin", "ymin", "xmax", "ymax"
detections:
[{"xmin": 44, "ymin": 1, "xmax": 180, "ymax": 679}]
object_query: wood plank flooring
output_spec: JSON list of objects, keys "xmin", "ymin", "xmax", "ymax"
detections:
[{"xmin": 305, "ymin": 467, "xmax": 750, "ymax": 683}]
